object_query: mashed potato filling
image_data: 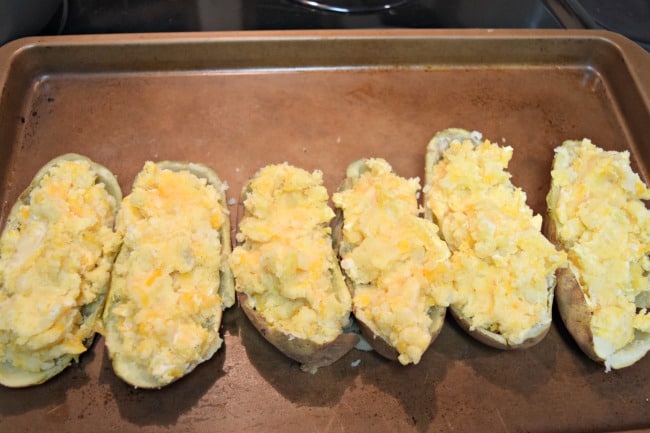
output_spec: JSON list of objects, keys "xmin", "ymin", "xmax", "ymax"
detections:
[
  {"xmin": 548, "ymin": 139, "xmax": 650, "ymax": 365},
  {"xmin": 0, "ymin": 160, "xmax": 120, "ymax": 373},
  {"xmin": 426, "ymin": 139, "xmax": 566, "ymax": 345},
  {"xmin": 332, "ymin": 158, "xmax": 453, "ymax": 365},
  {"xmin": 229, "ymin": 163, "xmax": 352, "ymax": 344},
  {"xmin": 104, "ymin": 162, "xmax": 225, "ymax": 384}
]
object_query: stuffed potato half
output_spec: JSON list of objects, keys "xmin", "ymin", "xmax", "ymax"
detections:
[
  {"xmin": 332, "ymin": 158, "xmax": 453, "ymax": 365},
  {"xmin": 102, "ymin": 161, "xmax": 234, "ymax": 388},
  {"xmin": 0, "ymin": 154, "xmax": 122, "ymax": 387},
  {"xmin": 424, "ymin": 129, "xmax": 566, "ymax": 349},
  {"xmin": 229, "ymin": 163, "xmax": 358, "ymax": 373},
  {"xmin": 547, "ymin": 139, "xmax": 650, "ymax": 370}
]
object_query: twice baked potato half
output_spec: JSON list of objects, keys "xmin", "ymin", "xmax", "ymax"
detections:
[
  {"xmin": 424, "ymin": 129, "xmax": 566, "ymax": 349},
  {"xmin": 332, "ymin": 158, "xmax": 453, "ymax": 365},
  {"xmin": 229, "ymin": 163, "xmax": 358, "ymax": 373},
  {"xmin": 547, "ymin": 139, "xmax": 650, "ymax": 370},
  {"xmin": 102, "ymin": 161, "xmax": 234, "ymax": 388},
  {"xmin": 0, "ymin": 154, "xmax": 122, "ymax": 387}
]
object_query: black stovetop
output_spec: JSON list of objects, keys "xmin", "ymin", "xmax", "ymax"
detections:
[
  {"xmin": 16, "ymin": 0, "xmax": 650, "ymax": 52},
  {"xmin": 54, "ymin": 0, "xmax": 564, "ymax": 34}
]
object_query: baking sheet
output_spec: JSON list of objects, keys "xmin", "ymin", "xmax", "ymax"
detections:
[{"xmin": 0, "ymin": 29, "xmax": 649, "ymax": 433}]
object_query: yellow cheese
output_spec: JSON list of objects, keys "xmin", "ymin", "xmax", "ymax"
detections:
[
  {"xmin": 332, "ymin": 158, "xmax": 453, "ymax": 365},
  {"xmin": 548, "ymin": 139, "xmax": 650, "ymax": 367},
  {"xmin": 103, "ymin": 162, "xmax": 226, "ymax": 386},
  {"xmin": 426, "ymin": 138, "xmax": 566, "ymax": 345},
  {"xmin": 229, "ymin": 163, "xmax": 352, "ymax": 344},
  {"xmin": 0, "ymin": 159, "xmax": 121, "ymax": 374}
]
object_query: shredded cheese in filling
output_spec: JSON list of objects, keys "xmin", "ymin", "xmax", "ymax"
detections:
[
  {"xmin": 426, "ymin": 139, "xmax": 566, "ymax": 344},
  {"xmin": 332, "ymin": 158, "xmax": 453, "ymax": 365},
  {"xmin": 104, "ymin": 162, "xmax": 225, "ymax": 384},
  {"xmin": 548, "ymin": 139, "xmax": 650, "ymax": 365},
  {"xmin": 0, "ymin": 160, "xmax": 120, "ymax": 373},
  {"xmin": 229, "ymin": 163, "xmax": 352, "ymax": 344}
]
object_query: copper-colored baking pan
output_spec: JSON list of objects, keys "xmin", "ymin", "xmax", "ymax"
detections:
[{"xmin": 1, "ymin": 29, "xmax": 649, "ymax": 433}]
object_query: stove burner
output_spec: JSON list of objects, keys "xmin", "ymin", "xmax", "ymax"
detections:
[{"xmin": 291, "ymin": 0, "xmax": 410, "ymax": 14}]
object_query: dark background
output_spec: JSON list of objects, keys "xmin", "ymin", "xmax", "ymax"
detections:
[{"xmin": 2, "ymin": 0, "xmax": 649, "ymax": 51}]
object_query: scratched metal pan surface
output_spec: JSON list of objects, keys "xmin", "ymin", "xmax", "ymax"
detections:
[{"xmin": 0, "ymin": 29, "xmax": 649, "ymax": 433}]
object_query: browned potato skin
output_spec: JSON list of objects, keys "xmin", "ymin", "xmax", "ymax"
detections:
[
  {"xmin": 238, "ymin": 293, "xmax": 359, "ymax": 372},
  {"xmin": 332, "ymin": 160, "xmax": 447, "ymax": 362},
  {"xmin": 425, "ymin": 129, "xmax": 553, "ymax": 350},
  {"xmin": 234, "ymin": 177, "xmax": 358, "ymax": 373},
  {"xmin": 352, "ymin": 307, "xmax": 446, "ymax": 361},
  {"xmin": 354, "ymin": 318, "xmax": 399, "ymax": 361},
  {"xmin": 544, "ymin": 216, "xmax": 602, "ymax": 363},
  {"xmin": 0, "ymin": 154, "xmax": 121, "ymax": 388},
  {"xmin": 448, "ymin": 308, "xmax": 550, "ymax": 350}
]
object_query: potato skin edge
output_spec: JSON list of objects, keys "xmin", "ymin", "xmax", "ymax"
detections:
[
  {"xmin": 238, "ymin": 292, "xmax": 359, "ymax": 373},
  {"xmin": 424, "ymin": 129, "xmax": 552, "ymax": 350},
  {"xmin": 0, "ymin": 153, "xmax": 121, "ymax": 388},
  {"xmin": 102, "ymin": 160, "xmax": 231, "ymax": 388},
  {"xmin": 544, "ymin": 213, "xmax": 602, "ymax": 364},
  {"xmin": 333, "ymin": 200, "xmax": 403, "ymax": 362},
  {"xmin": 332, "ymin": 158, "xmax": 447, "ymax": 363},
  {"xmin": 449, "ymin": 307, "xmax": 549, "ymax": 350},
  {"xmin": 234, "ymin": 170, "xmax": 358, "ymax": 373}
]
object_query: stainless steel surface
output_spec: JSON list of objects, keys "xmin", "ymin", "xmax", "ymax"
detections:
[{"xmin": 0, "ymin": 29, "xmax": 649, "ymax": 433}]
